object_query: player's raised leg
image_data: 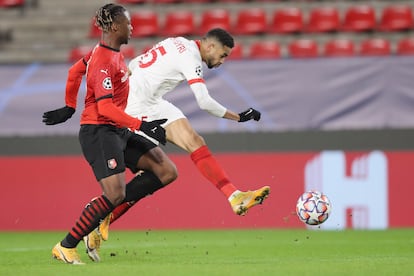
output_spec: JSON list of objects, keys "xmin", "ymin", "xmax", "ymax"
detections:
[{"xmin": 166, "ymin": 118, "xmax": 271, "ymax": 215}]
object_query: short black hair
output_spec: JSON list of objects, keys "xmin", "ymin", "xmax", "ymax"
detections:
[
  {"xmin": 205, "ymin": 28, "xmax": 234, "ymax": 48},
  {"xmin": 95, "ymin": 3, "xmax": 126, "ymax": 32}
]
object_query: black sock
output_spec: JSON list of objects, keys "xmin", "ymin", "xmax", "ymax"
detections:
[{"xmin": 124, "ymin": 171, "xmax": 164, "ymax": 203}]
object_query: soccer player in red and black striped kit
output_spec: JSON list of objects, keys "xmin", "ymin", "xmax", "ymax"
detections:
[
  {"xmin": 62, "ymin": 27, "xmax": 271, "ymax": 262},
  {"xmin": 43, "ymin": 3, "xmax": 177, "ymax": 264}
]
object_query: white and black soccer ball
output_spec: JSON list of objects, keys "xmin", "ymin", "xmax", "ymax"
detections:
[{"xmin": 296, "ymin": 190, "xmax": 331, "ymax": 226}]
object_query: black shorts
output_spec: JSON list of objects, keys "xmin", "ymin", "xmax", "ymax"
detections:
[{"xmin": 79, "ymin": 124, "xmax": 157, "ymax": 181}]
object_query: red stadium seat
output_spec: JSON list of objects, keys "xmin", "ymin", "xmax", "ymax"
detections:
[
  {"xmin": 131, "ymin": 10, "xmax": 159, "ymax": 37},
  {"xmin": 378, "ymin": 5, "xmax": 413, "ymax": 32},
  {"xmin": 227, "ymin": 43, "xmax": 244, "ymax": 60},
  {"xmin": 288, "ymin": 39, "xmax": 318, "ymax": 58},
  {"xmin": 324, "ymin": 39, "xmax": 356, "ymax": 57},
  {"xmin": 88, "ymin": 18, "xmax": 101, "ymax": 38},
  {"xmin": 183, "ymin": 0, "xmax": 211, "ymax": 2},
  {"xmin": 249, "ymin": 41, "xmax": 281, "ymax": 59},
  {"xmin": 342, "ymin": 5, "xmax": 376, "ymax": 32},
  {"xmin": 0, "ymin": 0, "xmax": 24, "ymax": 8},
  {"xmin": 139, "ymin": 44, "xmax": 154, "ymax": 55},
  {"xmin": 120, "ymin": 45, "xmax": 136, "ymax": 60},
  {"xmin": 161, "ymin": 11, "xmax": 195, "ymax": 36},
  {"xmin": 68, "ymin": 45, "xmax": 136, "ymax": 63},
  {"xmin": 68, "ymin": 45, "xmax": 93, "ymax": 63},
  {"xmin": 306, "ymin": 7, "xmax": 340, "ymax": 33},
  {"xmin": 198, "ymin": 9, "xmax": 231, "ymax": 35},
  {"xmin": 233, "ymin": 9, "xmax": 267, "ymax": 35},
  {"xmin": 117, "ymin": 0, "xmax": 147, "ymax": 4},
  {"xmin": 359, "ymin": 38, "xmax": 391, "ymax": 56},
  {"xmin": 396, "ymin": 38, "xmax": 414, "ymax": 55},
  {"xmin": 268, "ymin": 7, "xmax": 303, "ymax": 34},
  {"xmin": 153, "ymin": 0, "xmax": 179, "ymax": 3}
]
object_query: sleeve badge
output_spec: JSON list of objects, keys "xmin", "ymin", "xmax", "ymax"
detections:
[{"xmin": 102, "ymin": 77, "xmax": 113, "ymax": 90}]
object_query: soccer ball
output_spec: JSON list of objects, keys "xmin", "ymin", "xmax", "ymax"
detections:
[{"xmin": 296, "ymin": 190, "xmax": 331, "ymax": 226}]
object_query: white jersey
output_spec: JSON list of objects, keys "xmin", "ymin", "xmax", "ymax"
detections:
[{"xmin": 125, "ymin": 37, "xmax": 226, "ymax": 123}]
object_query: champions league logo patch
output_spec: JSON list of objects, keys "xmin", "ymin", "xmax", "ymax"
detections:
[
  {"xmin": 195, "ymin": 65, "xmax": 202, "ymax": 77},
  {"xmin": 102, "ymin": 77, "xmax": 113, "ymax": 90},
  {"xmin": 107, "ymin": 158, "xmax": 117, "ymax": 169}
]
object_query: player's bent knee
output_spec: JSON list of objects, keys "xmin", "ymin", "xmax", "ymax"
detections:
[
  {"xmin": 162, "ymin": 163, "xmax": 178, "ymax": 186},
  {"xmin": 105, "ymin": 191, "xmax": 126, "ymax": 206}
]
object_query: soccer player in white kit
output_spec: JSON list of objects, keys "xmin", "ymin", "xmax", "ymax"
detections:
[
  {"xmin": 65, "ymin": 28, "xmax": 270, "ymax": 261},
  {"xmin": 125, "ymin": 28, "xmax": 269, "ymax": 217}
]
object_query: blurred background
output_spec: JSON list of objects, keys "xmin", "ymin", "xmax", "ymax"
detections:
[
  {"xmin": 0, "ymin": 0, "xmax": 413, "ymax": 231},
  {"xmin": 3, "ymin": 0, "xmax": 414, "ymax": 63}
]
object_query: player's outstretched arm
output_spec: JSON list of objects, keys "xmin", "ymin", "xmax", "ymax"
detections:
[
  {"xmin": 190, "ymin": 82, "xmax": 227, "ymax": 117},
  {"xmin": 190, "ymin": 83, "xmax": 261, "ymax": 123},
  {"xmin": 43, "ymin": 54, "xmax": 90, "ymax": 126},
  {"xmin": 42, "ymin": 106, "xmax": 75, "ymax": 125},
  {"xmin": 238, "ymin": 107, "xmax": 261, "ymax": 122},
  {"xmin": 221, "ymin": 108, "xmax": 261, "ymax": 122},
  {"xmin": 65, "ymin": 56, "xmax": 88, "ymax": 109}
]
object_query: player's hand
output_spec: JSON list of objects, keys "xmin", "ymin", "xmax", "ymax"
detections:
[
  {"xmin": 140, "ymin": 119, "xmax": 168, "ymax": 145},
  {"xmin": 42, "ymin": 106, "xmax": 75, "ymax": 125},
  {"xmin": 238, "ymin": 108, "xmax": 261, "ymax": 122}
]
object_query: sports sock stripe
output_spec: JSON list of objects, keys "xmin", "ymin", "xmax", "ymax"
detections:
[{"xmin": 63, "ymin": 195, "xmax": 114, "ymax": 248}]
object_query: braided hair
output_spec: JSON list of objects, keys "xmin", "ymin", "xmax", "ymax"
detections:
[{"xmin": 95, "ymin": 3, "xmax": 126, "ymax": 32}]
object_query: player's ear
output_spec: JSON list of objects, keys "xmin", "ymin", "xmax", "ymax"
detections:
[
  {"xmin": 111, "ymin": 22, "xmax": 119, "ymax": 32},
  {"xmin": 207, "ymin": 41, "xmax": 216, "ymax": 52}
]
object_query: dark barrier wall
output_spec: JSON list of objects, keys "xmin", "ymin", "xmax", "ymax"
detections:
[{"xmin": 1, "ymin": 129, "xmax": 413, "ymax": 156}]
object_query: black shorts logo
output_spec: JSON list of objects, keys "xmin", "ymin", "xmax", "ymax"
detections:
[{"xmin": 107, "ymin": 158, "xmax": 117, "ymax": 169}]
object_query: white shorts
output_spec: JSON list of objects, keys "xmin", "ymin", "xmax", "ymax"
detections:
[{"xmin": 130, "ymin": 99, "xmax": 186, "ymax": 144}]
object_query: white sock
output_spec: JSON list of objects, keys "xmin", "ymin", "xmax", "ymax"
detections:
[{"xmin": 228, "ymin": 190, "xmax": 241, "ymax": 201}]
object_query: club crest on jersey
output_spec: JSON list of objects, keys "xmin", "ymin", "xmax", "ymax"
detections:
[
  {"xmin": 102, "ymin": 77, "xmax": 113, "ymax": 90},
  {"xmin": 107, "ymin": 158, "xmax": 117, "ymax": 169},
  {"xmin": 195, "ymin": 65, "xmax": 202, "ymax": 77}
]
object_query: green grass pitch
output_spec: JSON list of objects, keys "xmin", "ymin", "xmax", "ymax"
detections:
[{"xmin": 0, "ymin": 229, "xmax": 413, "ymax": 275}]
